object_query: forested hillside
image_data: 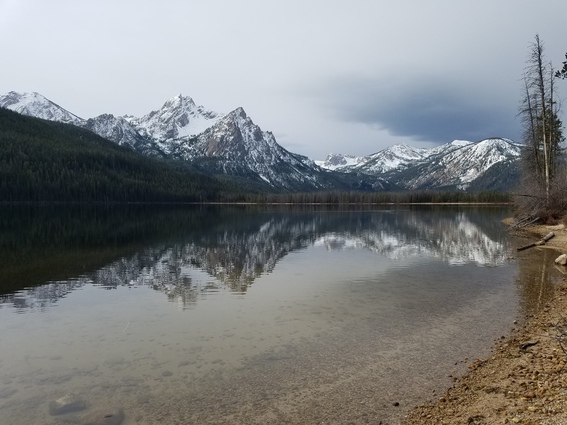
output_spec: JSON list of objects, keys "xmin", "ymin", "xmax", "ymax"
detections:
[{"xmin": 0, "ymin": 108, "xmax": 239, "ymax": 202}]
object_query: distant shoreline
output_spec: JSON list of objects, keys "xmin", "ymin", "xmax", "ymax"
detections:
[{"xmin": 0, "ymin": 201, "xmax": 514, "ymax": 206}]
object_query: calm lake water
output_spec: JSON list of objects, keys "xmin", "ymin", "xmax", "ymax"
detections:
[{"xmin": 0, "ymin": 205, "xmax": 561, "ymax": 424}]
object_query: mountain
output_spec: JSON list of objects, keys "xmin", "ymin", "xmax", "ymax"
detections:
[
  {"xmin": 166, "ymin": 107, "xmax": 349, "ymax": 191},
  {"xmin": 0, "ymin": 91, "xmax": 521, "ymax": 192},
  {"xmin": 125, "ymin": 96, "xmax": 350, "ymax": 191},
  {"xmin": 314, "ymin": 153, "xmax": 368, "ymax": 171},
  {"xmin": 354, "ymin": 143, "xmax": 432, "ymax": 174},
  {"xmin": 383, "ymin": 138, "xmax": 521, "ymax": 191},
  {"xmin": 318, "ymin": 138, "xmax": 521, "ymax": 191},
  {"xmin": 1, "ymin": 91, "xmax": 352, "ymax": 192},
  {"xmin": 83, "ymin": 114, "xmax": 165, "ymax": 157},
  {"xmin": 129, "ymin": 94, "xmax": 221, "ymax": 151},
  {"xmin": 316, "ymin": 144, "xmax": 428, "ymax": 174},
  {"xmin": 0, "ymin": 91, "xmax": 83, "ymax": 125},
  {"xmin": 0, "ymin": 107, "xmax": 234, "ymax": 202}
]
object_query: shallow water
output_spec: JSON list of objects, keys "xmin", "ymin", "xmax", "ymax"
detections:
[{"xmin": 0, "ymin": 206, "xmax": 557, "ymax": 424}]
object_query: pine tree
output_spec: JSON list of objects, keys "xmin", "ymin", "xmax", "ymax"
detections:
[{"xmin": 516, "ymin": 35, "xmax": 565, "ymax": 223}]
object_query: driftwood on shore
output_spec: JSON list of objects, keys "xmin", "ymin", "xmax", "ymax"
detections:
[
  {"xmin": 511, "ymin": 215, "xmax": 540, "ymax": 229},
  {"xmin": 517, "ymin": 231, "xmax": 555, "ymax": 251}
]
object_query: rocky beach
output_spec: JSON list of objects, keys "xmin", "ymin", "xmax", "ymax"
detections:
[{"xmin": 402, "ymin": 223, "xmax": 567, "ymax": 425}]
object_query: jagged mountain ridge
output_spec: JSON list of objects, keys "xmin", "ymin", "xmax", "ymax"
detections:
[
  {"xmin": 315, "ymin": 140, "xmax": 471, "ymax": 173},
  {"xmin": 0, "ymin": 91, "xmax": 348, "ymax": 191},
  {"xmin": 127, "ymin": 96, "xmax": 351, "ymax": 191},
  {"xmin": 129, "ymin": 94, "xmax": 221, "ymax": 146},
  {"xmin": 317, "ymin": 138, "xmax": 521, "ymax": 191},
  {"xmin": 383, "ymin": 138, "xmax": 521, "ymax": 191},
  {"xmin": 0, "ymin": 91, "xmax": 521, "ymax": 192},
  {"xmin": 83, "ymin": 114, "xmax": 165, "ymax": 157}
]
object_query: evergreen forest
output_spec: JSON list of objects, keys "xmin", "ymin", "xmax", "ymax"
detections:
[
  {"xmin": 0, "ymin": 107, "xmax": 511, "ymax": 204},
  {"xmin": 0, "ymin": 108, "xmax": 240, "ymax": 203}
]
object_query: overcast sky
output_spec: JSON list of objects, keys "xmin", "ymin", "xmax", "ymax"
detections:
[{"xmin": 2, "ymin": 0, "xmax": 567, "ymax": 159}]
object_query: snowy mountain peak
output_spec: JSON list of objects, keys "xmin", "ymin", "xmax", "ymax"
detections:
[
  {"xmin": 315, "ymin": 137, "xmax": 520, "ymax": 191},
  {"xmin": 1, "ymin": 90, "xmax": 521, "ymax": 192},
  {"xmin": 315, "ymin": 153, "xmax": 367, "ymax": 170},
  {"xmin": 163, "ymin": 93, "xmax": 196, "ymax": 109},
  {"xmin": 387, "ymin": 137, "xmax": 522, "ymax": 191},
  {"xmin": 385, "ymin": 143, "xmax": 429, "ymax": 160},
  {"xmin": 474, "ymin": 137, "xmax": 518, "ymax": 149},
  {"xmin": 132, "ymin": 94, "xmax": 221, "ymax": 143},
  {"xmin": 346, "ymin": 143, "xmax": 431, "ymax": 175},
  {"xmin": 449, "ymin": 139, "xmax": 472, "ymax": 147},
  {"xmin": 0, "ymin": 91, "xmax": 84, "ymax": 125},
  {"xmin": 231, "ymin": 106, "xmax": 247, "ymax": 118}
]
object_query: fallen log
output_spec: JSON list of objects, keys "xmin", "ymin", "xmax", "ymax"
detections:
[{"xmin": 517, "ymin": 231, "xmax": 555, "ymax": 251}]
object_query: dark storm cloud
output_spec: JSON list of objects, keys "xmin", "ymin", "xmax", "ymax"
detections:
[{"xmin": 324, "ymin": 76, "xmax": 521, "ymax": 143}]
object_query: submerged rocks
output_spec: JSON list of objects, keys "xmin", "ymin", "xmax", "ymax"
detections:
[
  {"xmin": 48, "ymin": 394, "xmax": 124, "ymax": 424},
  {"xmin": 48, "ymin": 393, "xmax": 87, "ymax": 415},
  {"xmin": 80, "ymin": 408, "xmax": 125, "ymax": 425},
  {"xmin": 555, "ymin": 253, "xmax": 567, "ymax": 265},
  {"xmin": 48, "ymin": 393, "xmax": 124, "ymax": 424}
]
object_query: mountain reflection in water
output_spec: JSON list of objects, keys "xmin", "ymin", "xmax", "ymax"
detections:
[
  {"xmin": 1, "ymin": 205, "xmax": 511, "ymax": 311},
  {"xmin": 2, "ymin": 205, "xmax": 561, "ymax": 425}
]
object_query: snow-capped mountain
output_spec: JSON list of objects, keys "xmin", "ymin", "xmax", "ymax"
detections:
[
  {"xmin": 317, "ymin": 138, "xmax": 520, "ymax": 191},
  {"xmin": 0, "ymin": 90, "xmax": 522, "ymax": 192},
  {"xmin": 315, "ymin": 153, "xmax": 367, "ymax": 171},
  {"xmin": 128, "ymin": 94, "xmax": 222, "ymax": 155},
  {"xmin": 128, "ymin": 103, "xmax": 337, "ymax": 190},
  {"xmin": 83, "ymin": 114, "xmax": 164, "ymax": 157},
  {"xmin": 317, "ymin": 140, "xmax": 472, "ymax": 174},
  {"xmin": 384, "ymin": 138, "xmax": 521, "ymax": 191},
  {"xmin": 317, "ymin": 144, "xmax": 431, "ymax": 174},
  {"xmin": 354, "ymin": 143, "xmax": 432, "ymax": 174},
  {"xmin": 0, "ymin": 91, "xmax": 83, "ymax": 125},
  {"xmin": 0, "ymin": 91, "xmax": 347, "ymax": 191},
  {"xmin": 177, "ymin": 107, "xmax": 339, "ymax": 190}
]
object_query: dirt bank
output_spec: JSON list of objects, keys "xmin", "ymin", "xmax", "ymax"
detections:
[{"xmin": 401, "ymin": 224, "xmax": 567, "ymax": 425}]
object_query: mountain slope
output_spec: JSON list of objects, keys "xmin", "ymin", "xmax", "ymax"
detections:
[
  {"xmin": 0, "ymin": 107, "xmax": 233, "ymax": 202},
  {"xmin": 84, "ymin": 114, "xmax": 165, "ymax": 157},
  {"xmin": 0, "ymin": 91, "xmax": 83, "ymax": 125},
  {"xmin": 384, "ymin": 138, "xmax": 521, "ymax": 190},
  {"xmin": 316, "ymin": 142, "xmax": 472, "ymax": 174},
  {"xmin": 167, "ymin": 107, "xmax": 346, "ymax": 191},
  {"xmin": 130, "ymin": 94, "xmax": 221, "ymax": 149},
  {"xmin": 125, "ymin": 97, "xmax": 351, "ymax": 191},
  {"xmin": 0, "ymin": 91, "xmax": 521, "ymax": 193},
  {"xmin": 353, "ymin": 143, "xmax": 431, "ymax": 174},
  {"xmin": 0, "ymin": 91, "xmax": 349, "ymax": 192},
  {"xmin": 318, "ymin": 138, "xmax": 520, "ymax": 191}
]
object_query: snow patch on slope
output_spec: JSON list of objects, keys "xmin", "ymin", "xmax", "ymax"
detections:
[
  {"xmin": 131, "ymin": 94, "xmax": 222, "ymax": 144},
  {"xmin": 0, "ymin": 91, "xmax": 83, "ymax": 125}
]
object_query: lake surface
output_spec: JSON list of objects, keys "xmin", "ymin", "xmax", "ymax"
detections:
[{"xmin": 0, "ymin": 205, "xmax": 561, "ymax": 424}]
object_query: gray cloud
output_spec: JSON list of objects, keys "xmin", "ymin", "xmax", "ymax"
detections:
[
  {"xmin": 321, "ymin": 75, "xmax": 521, "ymax": 144},
  {"xmin": 2, "ymin": 0, "xmax": 566, "ymax": 159}
]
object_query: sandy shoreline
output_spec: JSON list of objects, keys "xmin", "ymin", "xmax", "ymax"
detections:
[{"xmin": 401, "ymin": 223, "xmax": 567, "ymax": 424}]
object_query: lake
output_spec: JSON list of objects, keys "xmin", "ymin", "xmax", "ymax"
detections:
[{"xmin": 0, "ymin": 205, "xmax": 560, "ymax": 424}]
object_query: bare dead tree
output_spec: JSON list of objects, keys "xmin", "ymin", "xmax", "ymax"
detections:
[{"xmin": 515, "ymin": 35, "xmax": 564, "ymax": 224}]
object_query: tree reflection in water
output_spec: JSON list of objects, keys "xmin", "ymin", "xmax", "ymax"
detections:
[{"xmin": 1, "ymin": 205, "xmax": 518, "ymax": 311}]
